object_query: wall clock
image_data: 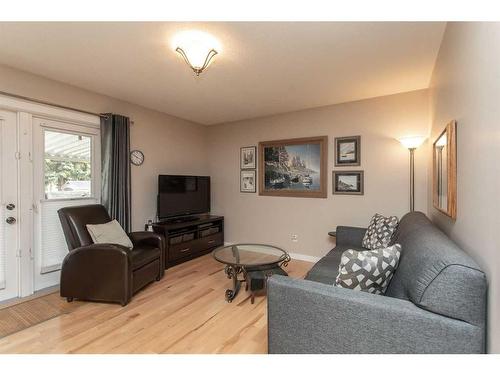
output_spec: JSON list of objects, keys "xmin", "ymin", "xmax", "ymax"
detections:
[{"xmin": 130, "ymin": 150, "xmax": 145, "ymax": 166}]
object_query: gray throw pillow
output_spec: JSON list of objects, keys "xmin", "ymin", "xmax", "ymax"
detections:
[
  {"xmin": 86, "ymin": 219, "xmax": 133, "ymax": 249},
  {"xmin": 335, "ymin": 244, "xmax": 402, "ymax": 295},
  {"xmin": 362, "ymin": 213, "xmax": 399, "ymax": 249}
]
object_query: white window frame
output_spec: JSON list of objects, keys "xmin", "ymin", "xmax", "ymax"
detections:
[
  {"xmin": 38, "ymin": 121, "xmax": 100, "ymax": 203},
  {"xmin": 33, "ymin": 118, "xmax": 101, "ymax": 287}
]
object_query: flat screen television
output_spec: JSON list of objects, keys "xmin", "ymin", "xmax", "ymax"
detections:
[{"xmin": 158, "ymin": 175, "xmax": 210, "ymax": 219}]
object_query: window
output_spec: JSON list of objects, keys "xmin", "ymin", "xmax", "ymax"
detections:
[
  {"xmin": 44, "ymin": 130, "xmax": 92, "ymax": 199},
  {"xmin": 33, "ymin": 118, "xmax": 100, "ymax": 290}
]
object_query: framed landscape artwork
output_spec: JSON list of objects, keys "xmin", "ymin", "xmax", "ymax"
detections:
[
  {"xmin": 240, "ymin": 170, "xmax": 256, "ymax": 193},
  {"xmin": 240, "ymin": 146, "xmax": 257, "ymax": 169},
  {"xmin": 335, "ymin": 136, "xmax": 361, "ymax": 166},
  {"xmin": 332, "ymin": 170, "xmax": 364, "ymax": 195},
  {"xmin": 259, "ymin": 136, "xmax": 328, "ymax": 198}
]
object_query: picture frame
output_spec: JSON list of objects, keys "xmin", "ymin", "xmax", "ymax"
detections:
[
  {"xmin": 259, "ymin": 136, "xmax": 328, "ymax": 198},
  {"xmin": 240, "ymin": 170, "xmax": 257, "ymax": 193},
  {"xmin": 240, "ymin": 146, "xmax": 257, "ymax": 169},
  {"xmin": 332, "ymin": 170, "xmax": 364, "ymax": 195},
  {"xmin": 335, "ymin": 136, "xmax": 361, "ymax": 167},
  {"xmin": 432, "ymin": 120, "xmax": 457, "ymax": 219}
]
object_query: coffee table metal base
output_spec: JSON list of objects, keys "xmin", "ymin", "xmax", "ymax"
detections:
[
  {"xmin": 245, "ymin": 267, "xmax": 288, "ymax": 304},
  {"xmin": 213, "ymin": 244, "xmax": 291, "ymax": 303},
  {"xmin": 224, "ymin": 265, "xmax": 246, "ymax": 302},
  {"xmin": 223, "ymin": 264, "xmax": 289, "ymax": 303}
]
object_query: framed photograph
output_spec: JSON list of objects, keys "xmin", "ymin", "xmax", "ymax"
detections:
[
  {"xmin": 335, "ymin": 136, "xmax": 361, "ymax": 166},
  {"xmin": 333, "ymin": 170, "xmax": 364, "ymax": 195},
  {"xmin": 259, "ymin": 136, "xmax": 328, "ymax": 198},
  {"xmin": 240, "ymin": 170, "xmax": 256, "ymax": 193},
  {"xmin": 240, "ymin": 146, "xmax": 257, "ymax": 169}
]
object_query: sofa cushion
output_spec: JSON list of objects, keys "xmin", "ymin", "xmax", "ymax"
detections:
[
  {"xmin": 305, "ymin": 245, "xmax": 364, "ymax": 285},
  {"xmin": 362, "ymin": 213, "xmax": 399, "ymax": 249},
  {"xmin": 335, "ymin": 244, "xmax": 402, "ymax": 294},
  {"xmin": 386, "ymin": 212, "xmax": 487, "ymax": 326}
]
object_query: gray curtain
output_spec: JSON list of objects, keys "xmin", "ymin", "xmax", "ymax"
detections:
[{"xmin": 100, "ymin": 114, "xmax": 131, "ymax": 232}]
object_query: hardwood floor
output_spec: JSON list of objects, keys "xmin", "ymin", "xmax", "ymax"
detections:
[
  {"xmin": 0, "ymin": 253, "xmax": 312, "ymax": 353},
  {"xmin": 0, "ymin": 290, "xmax": 80, "ymax": 338}
]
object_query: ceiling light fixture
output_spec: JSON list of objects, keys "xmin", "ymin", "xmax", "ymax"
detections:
[{"xmin": 172, "ymin": 30, "xmax": 220, "ymax": 76}]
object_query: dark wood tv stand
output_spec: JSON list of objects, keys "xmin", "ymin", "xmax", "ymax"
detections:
[{"xmin": 152, "ymin": 215, "xmax": 224, "ymax": 269}]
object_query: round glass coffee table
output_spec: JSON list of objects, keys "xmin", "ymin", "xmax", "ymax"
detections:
[{"xmin": 212, "ymin": 244, "xmax": 290, "ymax": 303}]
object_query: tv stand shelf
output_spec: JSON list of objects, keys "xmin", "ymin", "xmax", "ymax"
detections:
[{"xmin": 152, "ymin": 215, "xmax": 224, "ymax": 268}]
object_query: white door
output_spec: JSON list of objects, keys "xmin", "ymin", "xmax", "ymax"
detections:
[
  {"xmin": 33, "ymin": 117, "xmax": 100, "ymax": 291},
  {"xmin": 0, "ymin": 110, "xmax": 19, "ymax": 301}
]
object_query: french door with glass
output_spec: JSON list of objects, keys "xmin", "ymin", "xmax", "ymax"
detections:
[
  {"xmin": 0, "ymin": 109, "xmax": 19, "ymax": 301},
  {"xmin": 0, "ymin": 95, "xmax": 101, "ymax": 302}
]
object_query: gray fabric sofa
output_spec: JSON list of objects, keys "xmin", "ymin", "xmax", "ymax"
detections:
[{"xmin": 267, "ymin": 212, "xmax": 487, "ymax": 354}]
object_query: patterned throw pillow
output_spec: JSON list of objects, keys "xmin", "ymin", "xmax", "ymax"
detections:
[
  {"xmin": 335, "ymin": 244, "xmax": 402, "ymax": 295},
  {"xmin": 362, "ymin": 213, "xmax": 399, "ymax": 249}
]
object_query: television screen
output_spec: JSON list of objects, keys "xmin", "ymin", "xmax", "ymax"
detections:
[{"xmin": 158, "ymin": 175, "xmax": 210, "ymax": 218}]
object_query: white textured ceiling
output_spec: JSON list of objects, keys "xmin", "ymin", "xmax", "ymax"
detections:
[{"xmin": 0, "ymin": 22, "xmax": 445, "ymax": 125}]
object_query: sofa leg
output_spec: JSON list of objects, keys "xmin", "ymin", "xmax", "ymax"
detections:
[
  {"xmin": 156, "ymin": 276, "xmax": 161, "ymax": 282},
  {"xmin": 66, "ymin": 297, "xmax": 73, "ymax": 303},
  {"xmin": 121, "ymin": 301, "xmax": 128, "ymax": 307},
  {"xmin": 251, "ymin": 293, "xmax": 255, "ymax": 304}
]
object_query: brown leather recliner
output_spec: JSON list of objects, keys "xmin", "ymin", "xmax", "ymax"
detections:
[{"xmin": 58, "ymin": 204, "xmax": 165, "ymax": 306}]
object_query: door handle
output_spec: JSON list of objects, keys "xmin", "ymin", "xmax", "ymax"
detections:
[{"xmin": 6, "ymin": 217, "xmax": 16, "ymax": 225}]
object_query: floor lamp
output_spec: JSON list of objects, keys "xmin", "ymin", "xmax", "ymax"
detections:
[{"xmin": 398, "ymin": 136, "xmax": 426, "ymax": 212}]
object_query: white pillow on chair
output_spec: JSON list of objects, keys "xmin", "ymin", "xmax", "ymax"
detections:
[{"xmin": 86, "ymin": 219, "xmax": 133, "ymax": 249}]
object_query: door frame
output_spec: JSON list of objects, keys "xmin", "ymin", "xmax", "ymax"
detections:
[{"xmin": 0, "ymin": 93, "xmax": 100, "ymax": 298}]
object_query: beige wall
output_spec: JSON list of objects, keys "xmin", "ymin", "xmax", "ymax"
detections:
[
  {"xmin": 428, "ymin": 22, "xmax": 500, "ymax": 353},
  {"xmin": 207, "ymin": 89, "xmax": 430, "ymax": 259},
  {"xmin": 0, "ymin": 64, "xmax": 209, "ymax": 230}
]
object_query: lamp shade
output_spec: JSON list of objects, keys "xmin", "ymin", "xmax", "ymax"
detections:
[
  {"xmin": 398, "ymin": 136, "xmax": 427, "ymax": 150},
  {"xmin": 172, "ymin": 30, "xmax": 220, "ymax": 75}
]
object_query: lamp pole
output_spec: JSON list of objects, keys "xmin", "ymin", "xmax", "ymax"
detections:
[
  {"xmin": 409, "ymin": 148, "xmax": 415, "ymax": 212},
  {"xmin": 398, "ymin": 135, "xmax": 426, "ymax": 213}
]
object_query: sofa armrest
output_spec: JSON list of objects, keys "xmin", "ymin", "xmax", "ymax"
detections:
[
  {"xmin": 129, "ymin": 231, "xmax": 165, "ymax": 277},
  {"xmin": 60, "ymin": 244, "xmax": 132, "ymax": 304},
  {"xmin": 335, "ymin": 226, "xmax": 366, "ymax": 247},
  {"xmin": 65, "ymin": 243, "xmax": 130, "ymax": 262},
  {"xmin": 267, "ymin": 275, "xmax": 485, "ymax": 354},
  {"xmin": 129, "ymin": 231, "xmax": 165, "ymax": 251}
]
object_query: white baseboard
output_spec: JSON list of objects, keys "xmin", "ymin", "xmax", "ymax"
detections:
[
  {"xmin": 223, "ymin": 242, "xmax": 320, "ymax": 263},
  {"xmin": 288, "ymin": 252, "xmax": 321, "ymax": 263}
]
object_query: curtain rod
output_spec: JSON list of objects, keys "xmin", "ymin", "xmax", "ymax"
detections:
[{"xmin": 0, "ymin": 90, "xmax": 134, "ymax": 124}]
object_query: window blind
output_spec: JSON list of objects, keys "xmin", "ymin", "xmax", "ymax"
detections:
[{"xmin": 40, "ymin": 198, "xmax": 97, "ymax": 274}]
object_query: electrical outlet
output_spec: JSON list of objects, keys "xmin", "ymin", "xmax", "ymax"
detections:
[{"xmin": 291, "ymin": 234, "xmax": 298, "ymax": 242}]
